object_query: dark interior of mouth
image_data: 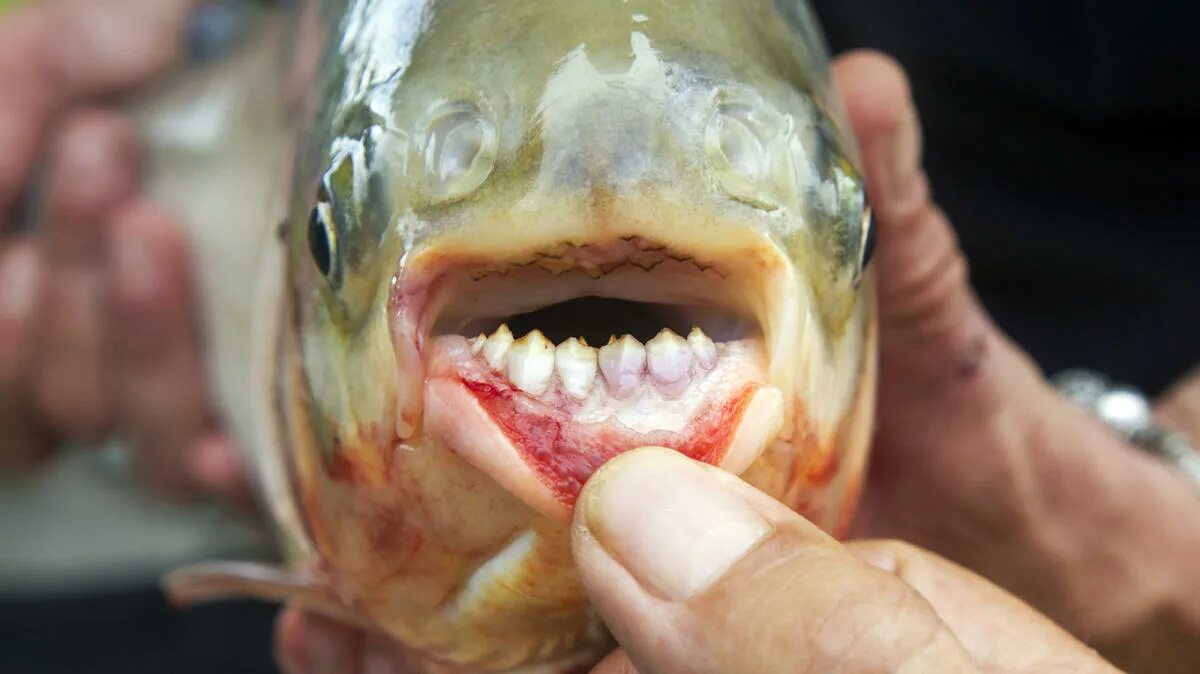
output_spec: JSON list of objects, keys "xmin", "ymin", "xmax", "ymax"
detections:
[{"xmin": 450, "ymin": 297, "xmax": 753, "ymax": 345}]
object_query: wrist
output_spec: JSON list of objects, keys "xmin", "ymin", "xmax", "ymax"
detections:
[{"xmin": 1021, "ymin": 383, "xmax": 1200, "ymax": 672}]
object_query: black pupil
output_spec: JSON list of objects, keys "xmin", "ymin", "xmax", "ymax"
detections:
[
  {"xmin": 861, "ymin": 213, "xmax": 876, "ymax": 267},
  {"xmin": 308, "ymin": 205, "xmax": 333, "ymax": 276}
]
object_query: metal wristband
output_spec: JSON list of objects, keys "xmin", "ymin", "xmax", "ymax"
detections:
[{"xmin": 1052, "ymin": 369, "xmax": 1200, "ymax": 495}]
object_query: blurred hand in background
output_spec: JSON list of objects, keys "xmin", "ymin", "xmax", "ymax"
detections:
[{"xmin": 0, "ymin": 0, "xmax": 243, "ymax": 502}]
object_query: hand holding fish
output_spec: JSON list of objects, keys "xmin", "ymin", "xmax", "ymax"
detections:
[
  {"xmin": 0, "ymin": 0, "xmax": 242, "ymax": 499},
  {"xmin": 275, "ymin": 448, "xmax": 1118, "ymax": 674},
  {"xmin": 837, "ymin": 52, "xmax": 1200, "ymax": 673},
  {"xmin": 271, "ymin": 49, "xmax": 1198, "ymax": 673}
]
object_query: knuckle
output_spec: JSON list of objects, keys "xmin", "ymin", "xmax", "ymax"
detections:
[
  {"xmin": 45, "ymin": 109, "xmax": 141, "ymax": 223},
  {"xmin": 811, "ymin": 580, "xmax": 945, "ymax": 672},
  {"xmin": 878, "ymin": 206, "xmax": 965, "ymax": 306},
  {"xmin": 51, "ymin": 109, "xmax": 139, "ymax": 164}
]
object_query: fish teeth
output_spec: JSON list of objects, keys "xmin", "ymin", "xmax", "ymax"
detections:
[
  {"xmin": 687, "ymin": 327, "xmax": 717, "ymax": 369},
  {"xmin": 469, "ymin": 333, "xmax": 487, "ymax": 355},
  {"xmin": 482, "ymin": 324, "xmax": 514, "ymax": 371},
  {"xmin": 555, "ymin": 338, "xmax": 598, "ymax": 401},
  {"xmin": 646, "ymin": 329, "xmax": 693, "ymax": 395},
  {"xmin": 598, "ymin": 335, "xmax": 646, "ymax": 399},
  {"xmin": 506, "ymin": 330, "xmax": 555, "ymax": 396}
]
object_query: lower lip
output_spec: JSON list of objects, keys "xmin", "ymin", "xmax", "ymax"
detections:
[{"xmin": 460, "ymin": 376, "xmax": 758, "ymax": 507}]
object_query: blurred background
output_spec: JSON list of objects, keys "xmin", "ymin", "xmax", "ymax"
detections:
[
  {"xmin": 1, "ymin": 1, "xmax": 1196, "ymax": 673},
  {"xmin": 2, "ymin": 1, "xmax": 290, "ymax": 672}
]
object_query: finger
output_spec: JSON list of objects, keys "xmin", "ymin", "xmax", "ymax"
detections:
[
  {"xmin": 0, "ymin": 0, "xmax": 198, "ymax": 220},
  {"xmin": 189, "ymin": 433, "xmax": 256, "ymax": 509},
  {"xmin": 107, "ymin": 199, "xmax": 214, "ymax": 496},
  {"xmin": 1157, "ymin": 366, "xmax": 1200, "ymax": 443},
  {"xmin": 847, "ymin": 540, "xmax": 1120, "ymax": 673},
  {"xmin": 589, "ymin": 650, "xmax": 638, "ymax": 674},
  {"xmin": 572, "ymin": 447, "xmax": 980, "ymax": 674},
  {"xmin": 833, "ymin": 51, "xmax": 1013, "ymax": 403},
  {"xmin": 0, "ymin": 240, "xmax": 54, "ymax": 469},
  {"xmin": 275, "ymin": 608, "xmax": 433, "ymax": 674},
  {"xmin": 275, "ymin": 607, "xmax": 364, "ymax": 674},
  {"xmin": 832, "ymin": 51, "xmax": 1043, "ymax": 543},
  {"xmin": 33, "ymin": 109, "xmax": 139, "ymax": 439}
]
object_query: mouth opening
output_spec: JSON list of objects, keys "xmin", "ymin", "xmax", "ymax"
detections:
[
  {"xmin": 426, "ymin": 236, "xmax": 763, "ymax": 347},
  {"xmin": 413, "ymin": 236, "xmax": 785, "ymax": 518},
  {"xmin": 446, "ymin": 297, "xmax": 754, "ymax": 347}
]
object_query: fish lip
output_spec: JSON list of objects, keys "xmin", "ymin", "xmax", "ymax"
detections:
[
  {"xmin": 397, "ymin": 232, "xmax": 791, "ymax": 342},
  {"xmin": 389, "ymin": 229, "xmax": 799, "ymax": 479}
]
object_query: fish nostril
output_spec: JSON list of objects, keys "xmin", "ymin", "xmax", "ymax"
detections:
[
  {"xmin": 417, "ymin": 101, "xmax": 497, "ymax": 202},
  {"xmin": 704, "ymin": 98, "xmax": 783, "ymax": 210},
  {"xmin": 710, "ymin": 105, "xmax": 769, "ymax": 183}
]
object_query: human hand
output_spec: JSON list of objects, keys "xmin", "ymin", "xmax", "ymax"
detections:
[
  {"xmin": 0, "ymin": 0, "xmax": 246, "ymax": 501},
  {"xmin": 834, "ymin": 51, "xmax": 1200, "ymax": 672},
  {"xmin": 1158, "ymin": 368, "xmax": 1200, "ymax": 443},
  {"xmin": 275, "ymin": 448, "xmax": 1120, "ymax": 674}
]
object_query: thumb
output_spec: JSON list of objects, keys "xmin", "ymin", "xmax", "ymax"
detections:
[
  {"xmin": 833, "ymin": 50, "xmax": 1029, "ymax": 406},
  {"xmin": 572, "ymin": 447, "xmax": 975, "ymax": 674},
  {"xmin": 573, "ymin": 448, "xmax": 1117, "ymax": 674}
]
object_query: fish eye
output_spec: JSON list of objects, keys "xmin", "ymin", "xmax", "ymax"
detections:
[
  {"xmin": 308, "ymin": 199, "xmax": 335, "ymax": 278},
  {"xmin": 860, "ymin": 203, "xmax": 876, "ymax": 269},
  {"xmin": 859, "ymin": 189, "xmax": 878, "ymax": 267}
]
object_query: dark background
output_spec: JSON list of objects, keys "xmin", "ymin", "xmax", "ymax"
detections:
[{"xmin": 812, "ymin": 0, "xmax": 1200, "ymax": 396}]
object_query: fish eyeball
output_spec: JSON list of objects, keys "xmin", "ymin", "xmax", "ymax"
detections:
[
  {"xmin": 308, "ymin": 200, "xmax": 336, "ymax": 277},
  {"xmin": 859, "ymin": 207, "xmax": 876, "ymax": 269}
]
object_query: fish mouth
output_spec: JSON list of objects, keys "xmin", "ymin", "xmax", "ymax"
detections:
[{"xmin": 402, "ymin": 235, "xmax": 789, "ymax": 523}]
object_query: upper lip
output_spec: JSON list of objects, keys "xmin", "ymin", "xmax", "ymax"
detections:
[
  {"xmin": 389, "ymin": 228, "xmax": 801, "ymax": 441},
  {"xmin": 421, "ymin": 236, "xmax": 756, "ymax": 342}
]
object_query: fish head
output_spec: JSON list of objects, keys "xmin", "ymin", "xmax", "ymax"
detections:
[{"xmin": 277, "ymin": 0, "xmax": 875, "ymax": 670}]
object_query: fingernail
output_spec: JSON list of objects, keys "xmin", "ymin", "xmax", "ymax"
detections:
[
  {"xmin": 189, "ymin": 436, "xmax": 236, "ymax": 492},
  {"xmin": 583, "ymin": 447, "xmax": 771, "ymax": 601},
  {"xmin": 51, "ymin": 114, "xmax": 139, "ymax": 223}
]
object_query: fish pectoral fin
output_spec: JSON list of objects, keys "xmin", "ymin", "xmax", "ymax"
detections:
[{"xmin": 163, "ymin": 561, "xmax": 369, "ymax": 629}]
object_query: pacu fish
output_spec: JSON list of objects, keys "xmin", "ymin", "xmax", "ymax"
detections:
[{"xmin": 166, "ymin": 0, "xmax": 877, "ymax": 671}]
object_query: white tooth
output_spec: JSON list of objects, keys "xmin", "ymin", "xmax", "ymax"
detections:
[
  {"xmin": 646, "ymin": 329, "xmax": 693, "ymax": 394},
  {"xmin": 482, "ymin": 324, "xmax": 513, "ymax": 371},
  {"xmin": 506, "ymin": 330, "xmax": 555, "ymax": 395},
  {"xmin": 598, "ymin": 335, "xmax": 646, "ymax": 398},
  {"xmin": 555, "ymin": 338, "xmax": 598, "ymax": 400},
  {"xmin": 687, "ymin": 327, "xmax": 717, "ymax": 369},
  {"xmin": 469, "ymin": 334, "xmax": 487, "ymax": 355}
]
